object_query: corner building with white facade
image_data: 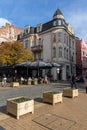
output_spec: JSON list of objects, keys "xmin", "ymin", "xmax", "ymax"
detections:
[{"xmin": 17, "ymin": 9, "xmax": 76, "ymax": 81}]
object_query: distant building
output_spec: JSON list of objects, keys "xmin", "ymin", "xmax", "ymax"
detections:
[
  {"xmin": 0, "ymin": 23, "xmax": 23, "ymax": 43},
  {"xmin": 17, "ymin": 9, "xmax": 76, "ymax": 80},
  {"xmin": 76, "ymin": 38, "xmax": 87, "ymax": 77}
]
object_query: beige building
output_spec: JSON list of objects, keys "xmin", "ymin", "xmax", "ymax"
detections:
[
  {"xmin": 0, "ymin": 23, "xmax": 23, "ymax": 43},
  {"xmin": 17, "ymin": 9, "xmax": 76, "ymax": 80}
]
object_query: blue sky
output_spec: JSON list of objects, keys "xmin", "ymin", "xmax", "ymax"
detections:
[{"xmin": 0, "ymin": 0, "xmax": 87, "ymax": 41}]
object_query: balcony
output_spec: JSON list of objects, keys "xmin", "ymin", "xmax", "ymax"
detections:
[{"xmin": 31, "ymin": 45, "xmax": 43, "ymax": 52}]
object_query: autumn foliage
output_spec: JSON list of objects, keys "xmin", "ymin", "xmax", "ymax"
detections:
[{"xmin": 0, "ymin": 41, "xmax": 34, "ymax": 65}]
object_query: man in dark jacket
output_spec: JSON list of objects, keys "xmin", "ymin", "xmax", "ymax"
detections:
[{"xmin": 71, "ymin": 74, "xmax": 77, "ymax": 88}]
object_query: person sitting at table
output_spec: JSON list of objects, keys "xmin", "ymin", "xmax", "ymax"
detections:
[
  {"xmin": 43, "ymin": 75, "xmax": 48, "ymax": 84},
  {"xmin": 38, "ymin": 77, "xmax": 42, "ymax": 84},
  {"xmin": 20, "ymin": 76, "xmax": 24, "ymax": 84}
]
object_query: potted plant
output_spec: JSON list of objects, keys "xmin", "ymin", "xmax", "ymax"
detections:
[
  {"xmin": 7, "ymin": 96, "xmax": 34, "ymax": 119},
  {"xmin": 43, "ymin": 91, "xmax": 63, "ymax": 105},
  {"xmin": 63, "ymin": 87, "xmax": 78, "ymax": 98},
  {"xmin": 10, "ymin": 76, "xmax": 19, "ymax": 87}
]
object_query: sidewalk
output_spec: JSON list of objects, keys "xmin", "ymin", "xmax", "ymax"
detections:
[{"xmin": 0, "ymin": 90, "xmax": 87, "ymax": 130}]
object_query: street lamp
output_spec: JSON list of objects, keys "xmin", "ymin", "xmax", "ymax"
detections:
[{"xmin": 26, "ymin": 60, "xmax": 29, "ymax": 78}]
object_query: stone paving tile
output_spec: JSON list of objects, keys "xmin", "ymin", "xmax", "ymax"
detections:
[
  {"xmin": 33, "ymin": 113, "xmax": 76, "ymax": 130},
  {"xmin": 0, "ymin": 113, "xmax": 10, "ymax": 121},
  {"xmin": 0, "ymin": 92, "xmax": 87, "ymax": 130}
]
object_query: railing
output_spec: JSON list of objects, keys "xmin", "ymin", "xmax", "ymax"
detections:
[{"xmin": 31, "ymin": 45, "xmax": 43, "ymax": 52}]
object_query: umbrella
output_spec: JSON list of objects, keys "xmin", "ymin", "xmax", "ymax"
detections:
[
  {"xmin": 30, "ymin": 60, "xmax": 51, "ymax": 77},
  {"xmin": 51, "ymin": 62, "xmax": 61, "ymax": 67},
  {"xmin": 14, "ymin": 61, "xmax": 31, "ymax": 67},
  {"xmin": 30, "ymin": 60, "xmax": 47, "ymax": 68},
  {"xmin": 46, "ymin": 62, "xmax": 61, "ymax": 67},
  {"xmin": 14, "ymin": 61, "xmax": 31, "ymax": 77}
]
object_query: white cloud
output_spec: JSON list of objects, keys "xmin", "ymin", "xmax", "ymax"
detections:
[
  {"xmin": 66, "ymin": 11, "xmax": 87, "ymax": 41},
  {"xmin": 0, "ymin": 18, "xmax": 11, "ymax": 27}
]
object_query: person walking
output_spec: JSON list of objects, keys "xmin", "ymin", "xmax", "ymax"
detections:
[{"xmin": 71, "ymin": 74, "xmax": 77, "ymax": 88}]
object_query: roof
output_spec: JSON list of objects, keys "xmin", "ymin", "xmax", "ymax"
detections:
[{"xmin": 53, "ymin": 9, "xmax": 63, "ymax": 17}]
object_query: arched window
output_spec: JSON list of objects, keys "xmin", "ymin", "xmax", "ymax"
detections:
[{"xmin": 59, "ymin": 47, "xmax": 62, "ymax": 57}]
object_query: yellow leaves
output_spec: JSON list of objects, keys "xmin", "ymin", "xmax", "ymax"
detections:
[{"xmin": 0, "ymin": 41, "xmax": 34, "ymax": 65}]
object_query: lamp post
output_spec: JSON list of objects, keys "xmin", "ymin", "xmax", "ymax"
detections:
[
  {"xmin": 26, "ymin": 60, "xmax": 28, "ymax": 78},
  {"xmin": 37, "ymin": 59, "xmax": 39, "ymax": 78}
]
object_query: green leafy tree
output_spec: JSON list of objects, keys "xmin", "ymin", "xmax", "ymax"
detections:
[{"xmin": 0, "ymin": 41, "xmax": 34, "ymax": 65}]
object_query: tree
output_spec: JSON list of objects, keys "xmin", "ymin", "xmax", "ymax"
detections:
[{"xmin": 0, "ymin": 41, "xmax": 34, "ymax": 65}]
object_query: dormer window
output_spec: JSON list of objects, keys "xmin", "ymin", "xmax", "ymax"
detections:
[
  {"xmin": 24, "ymin": 26, "xmax": 30, "ymax": 34},
  {"xmin": 37, "ymin": 24, "xmax": 42, "ymax": 32},
  {"xmin": 63, "ymin": 21, "xmax": 65, "ymax": 25},
  {"xmin": 53, "ymin": 21, "xmax": 57, "ymax": 26},
  {"xmin": 53, "ymin": 20, "xmax": 62, "ymax": 26},
  {"xmin": 25, "ymin": 29, "xmax": 29, "ymax": 34},
  {"xmin": 58, "ymin": 20, "xmax": 61, "ymax": 25}
]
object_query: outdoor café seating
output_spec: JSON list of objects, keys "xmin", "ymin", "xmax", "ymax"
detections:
[{"xmin": 31, "ymin": 78, "xmax": 38, "ymax": 85}]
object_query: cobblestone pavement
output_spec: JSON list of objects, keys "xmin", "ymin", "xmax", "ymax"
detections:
[{"xmin": 0, "ymin": 83, "xmax": 87, "ymax": 130}]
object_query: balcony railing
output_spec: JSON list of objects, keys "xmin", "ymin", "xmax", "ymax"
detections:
[{"xmin": 31, "ymin": 45, "xmax": 43, "ymax": 52}]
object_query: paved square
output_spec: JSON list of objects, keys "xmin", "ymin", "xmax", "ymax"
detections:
[
  {"xmin": 0, "ymin": 112, "xmax": 10, "ymax": 121},
  {"xmin": 33, "ymin": 113, "xmax": 76, "ymax": 130}
]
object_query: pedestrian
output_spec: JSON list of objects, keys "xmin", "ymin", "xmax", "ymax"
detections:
[
  {"xmin": 84, "ymin": 77, "xmax": 87, "ymax": 93},
  {"xmin": 71, "ymin": 74, "xmax": 77, "ymax": 89},
  {"xmin": 1, "ymin": 74, "xmax": 7, "ymax": 87}
]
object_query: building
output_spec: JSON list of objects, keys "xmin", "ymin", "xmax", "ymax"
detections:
[
  {"xmin": 76, "ymin": 38, "xmax": 87, "ymax": 77},
  {"xmin": 17, "ymin": 9, "xmax": 76, "ymax": 80},
  {"xmin": 0, "ymin": 23, "xmax": 23, "ymax": 43}
]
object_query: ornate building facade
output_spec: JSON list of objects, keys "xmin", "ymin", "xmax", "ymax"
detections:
[
  {"xmin": 17, "ymin": 9, "xmax": 76, "ymax": 80},
  {"xmin": 0, "ymin": 23, "xmax": 23, "ymax": 43},
  {"xmin": 76, "ymin": 38, "xmax": 87, "ymax": 77}
]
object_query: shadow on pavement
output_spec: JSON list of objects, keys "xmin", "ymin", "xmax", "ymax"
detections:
[
  {"xmin": 0, "ymin": 105, "xmax": 7, "ymax": 114},
  {"xmin": 34, "ymin": 97, "xmax": 43, "ymax": 103},
  {"xmin": 0, "ymin": 126, "xmax": 5, "ymax": 130}
]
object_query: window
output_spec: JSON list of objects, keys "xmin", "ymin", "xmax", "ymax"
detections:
[
  {"xmin": 53, "ymin": 21, "xmax": 56, "ymax": 26},
  {"xmin": 69, "ymin": 39, "xmax": 71, "ymax": 48},
  {"xmin": 83, "ymin": 51, "xmax": 84, "ymax": 56},
  {"xmin": 64, "ymin": 33, "xmax": 67, "ymax": 44},
  {"xmin": 52, "ymin": 46, "xmax": 56, "ymax": 58},
  {"xmin": 72, "ymin": 41, "xmax": 74, "ymax": 49},
  {"xmin": 37, "ymin": 26, "xmax": 40, "ymax": 32},
  {"xmin": 59, "ymin": 47, "xmax": 62, "ymax": 57},
  {"xmin": 37, "ymin": 24, "xmax": 42, "ymax": 32},
  {"xmin": 58, "ymin": 20, "xmax": 61, "ymax": 25},
  {"xmin": 38, "ymin": 53, "xmax": 41, "ymax": 59},
  {"xmin": 25, "ymin": 29, "xmax": 29, "ymax": 34},
  {"xmin": 71, "ymin": 53, "xmax": 74, "ymax": 62},
  {"xmin": 52, "ymin": 33, "xmax": 56, "ymax": 42},
  {"xmin": 58, "ymin": 32, "xmax": 62, "ymax": 42},
  {"xmin": 24, "ymin": 40, "xmax": 29, "ymax": 49},
  {"xmin": 38, "ymin": 38, "xmax": 42, "ymax": 45},
  {"xmin": 63, "ymin": 21, "xmax": 65, "ymax": 25},
  {"xmin": 64, "ymin": 48, "xmax": 66, "ymax": 58},
  {"xmin": 67, "ymin": 49, "xmax": 68, "ymax": 59}
]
